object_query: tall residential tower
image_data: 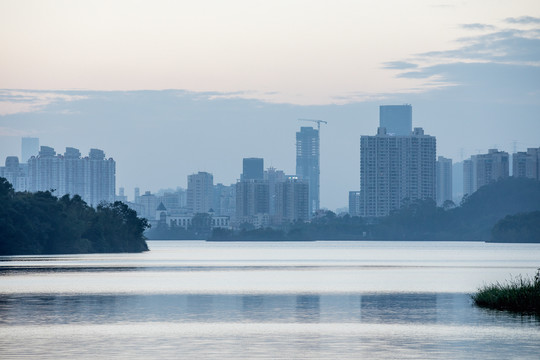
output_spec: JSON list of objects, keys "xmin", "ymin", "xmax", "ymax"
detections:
[
  {"xmin": 360, "ymin": 127, "xmax": 436, "ymax": 217},
  {"xmin": 296, "ymin": 127, "xmax": 319, "ymax": 215}
]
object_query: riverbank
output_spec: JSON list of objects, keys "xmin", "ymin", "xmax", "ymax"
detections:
[{"xmin": 472, "ymin": 270, "xmax": 540, "ymax": 314}]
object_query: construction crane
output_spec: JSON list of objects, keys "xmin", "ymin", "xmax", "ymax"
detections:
[{"xmin": 298, "ymin": 118, "xmax": 328, "ymax": 131}]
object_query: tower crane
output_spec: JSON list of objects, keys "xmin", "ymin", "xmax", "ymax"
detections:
[{"xmin": 298, "ymin": 118, "xmax": 328, "ymax": 131}]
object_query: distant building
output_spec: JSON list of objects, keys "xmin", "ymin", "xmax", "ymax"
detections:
[
  {"xmin": 463, "ymin": 149, "xmax": 509, "ymax": 196},
  {"xmin": 134, "ymin": 187, "xmax": 141, "ymax": 203},
  {"xmin": 348, "ymin": 191, "xmax": 361, "ymax": 217},
  {"xmin": 165, "ymin": 212, "xmax": 231, "ymax": 230},
  {"xmin": 436, "ymin": 156, "xmax": 453, "ymax": 206},
  {"xmin": 242, "ymin": 158, "xmax": 264, "ymax": 180},
  {"xmin": 513, "ymin": 147, "xmax": 540, "ymax": 180},
  {"xmin": 0, "ymin": 156, "xmax": 28, "ymax": 192},
  {"xmin": 296, "ymin": 126, "xmax": 320, "ymax": 216},
  {"xmin": 159, "ymin": 188, "xmax": 187, "ymax": 215},
  {"xmin": 187, "ymin": 171, "xmax": 214, "ymax": 214},
  {"xmin": 213, "ymin": 183, "xmax": 236, "ymax": 218},
  {"xmin": 274, "ymin": 176, "xmax": 309, "ymax": 224},
  {"xmin": 116, "ymin": 187, "xmax": 128, "ymax": 203},
  {"xmin": 86, "ymin": 149, "xmax": 116, "ymax": 206},
  {"xmin": 379, "ymin": 105, "xmax": 412, "ymax": 136},
  {"xmin": 236, "ymin": 179, "xmax": 269, "ymax": 226},
  {"xmin": 139, "ymin": 191, "xmax": 158, "ymax": 220},
  {"xmin": 452, "ymin": 161, "xmax": 464, "ymax": 203},
  {"xmin": 63, "ymin": 147, "xmax": 85, "ymax": 200},
  {"xmin": 360, "ymin": 127, "xmax": 436, "ymax": 217},
  {"xmin": 265, "ymin": 167, "xmax": 286, "ymax": 216},
  {"xmin": 24, "ymin": 146, "xmax": 115, "ymax": 206},
  {"xmin": 463, "ymin": 159, "xmax": 474, "ymax": 197},
  {"xmin": 21, "ymin": 137, "xmax": 39, "ymax": 163}
]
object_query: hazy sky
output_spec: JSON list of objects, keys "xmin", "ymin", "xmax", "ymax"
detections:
[{"xmin": 1, "ymin": 0, "xmax": 539, "ymax": 209}]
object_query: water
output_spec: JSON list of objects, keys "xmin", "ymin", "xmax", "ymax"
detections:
[{"xmin": 1, "ymin": 241, "xmax": 539, "ymax": 359}]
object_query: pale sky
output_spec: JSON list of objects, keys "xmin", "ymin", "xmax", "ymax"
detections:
[{"xmin": 1, "ymin": 0, "xmax": 540, "ymax": 209}]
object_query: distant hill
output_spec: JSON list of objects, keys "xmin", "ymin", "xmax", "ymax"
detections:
[{"xmin": 373, "ymin": 177, "xmax": 540, "ymax": 241}]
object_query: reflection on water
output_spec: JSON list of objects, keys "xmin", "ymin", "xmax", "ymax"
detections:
[
  {"xmin": 1, "ymin": 241, "xmax": 540, "ymax": 359},
  {"xmin": 1, "ymin": 292, "xmax": 538, "ymax": 327}
]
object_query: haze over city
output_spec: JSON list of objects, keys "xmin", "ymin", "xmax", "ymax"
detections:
[{"xmin": 1, "ymin": 0, "xmax": 539, "ymax": 210}]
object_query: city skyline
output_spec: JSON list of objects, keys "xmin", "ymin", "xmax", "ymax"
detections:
[{"xmin": 1, "ymin": 1, "xmax": 539, "ymax": 210}]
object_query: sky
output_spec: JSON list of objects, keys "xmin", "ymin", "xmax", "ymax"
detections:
[{"xmin": 1, "ymin": 0, "xmax": 539, "ymax": 210}]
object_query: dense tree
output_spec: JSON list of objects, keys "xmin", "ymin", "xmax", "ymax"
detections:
[
  {"xmin": 0, "ymin": 178, "xmax": 149, "ymax": 255},
  {"xmin": 491, "ymin": 211, "xmax": 540, "ymax": 243}
]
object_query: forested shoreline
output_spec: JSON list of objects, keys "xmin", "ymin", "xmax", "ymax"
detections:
[{"xmin": 0, "ymin": 178, "xmax": 149, "ymax": 255}]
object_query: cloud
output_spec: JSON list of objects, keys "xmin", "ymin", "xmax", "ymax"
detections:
[
  {"xmin": 505, "ymin": 16, "xmax": 540, "ymax": 24},
  {"xmin": 382, "ymin": 18, "xmax": 540, "ymax": 105},
  {"xmin": 382, "ymin": 61, "xmax": 418, "ymax": 70},
  {"xmin": 461, "ymin": 23, "xmax": 495, "ymax": 31},
  {"xmin": 420, "ymin": 29, "xmax": 540, "ymax": 64},
  {"xmin": 0, "ymin": 90, "xmax": 87, "ymax": 116}
]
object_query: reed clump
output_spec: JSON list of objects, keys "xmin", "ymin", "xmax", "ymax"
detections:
[{"xmin": 472, "ymin": 269, "xmax": 540, "ymax": 314}]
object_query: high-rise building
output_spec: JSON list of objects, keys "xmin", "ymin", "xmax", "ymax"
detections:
[
  {"xmin": 134, "ymin": 187, "xmax": 141, "ymax": 203},
  {"xmin": 236, "ymin": 179, "xmax": 269, "ymax": 224},
  {"xmin": 513, "ymin": 147, "xmax": 540, "ymax": 180},
  {"xmin": 274, "ymin": 177, "xmax": 309, "ymax": 224},
  {"xmin": 187, "ymin": 171, "xmax": 214, "ymax": 214},
  {"xmin": 139, "ymin": 191, "xmax": 158, "ymax": 220},
  {"xmin": 116, "ymin": 187, "xmax": 128, "ymax": 203},
  {"xmin": 379, "ymin": 105, "xmax": 412, "ymax": 136},
  {"xmin": 296, "ymin": 126, "xmax": 320, "ymax": 216},
  {"xmin": 63, "ymin": 147, "xmax": 85, "ymax": 199},
  {"xmin": 348, "ymin": 191, "xmax": 361, "ymax": 217},
  {"xmin": 265, "ymin": 167, "xmax": 286, "ymax": 216},
  {"xmin": 0, "ymin": 156, "xmax": 27, "ymax": 192},
  {"xmin": 436, "ymin": 156, "xmax": 453, "ymax": 206},
  {"xmin": 360, "ymin": 127, "xmax": 436, "ymax": 217},
  {"xmin": 470, "ymin": 149, "xmax": 510, "ymax": 195},
  {"xmin": 463, "ymin": 149, "xmax": 509, "ymax": 196},
  {"xmin": 21, "ymin": 137, "xmax": 39, "ymax": 163},
  {"xmin": 213, "ymin": 183, "xmax": 236, "ymax": 218},
  {"xmin": 26, "ymin": 146, "xmax": 115, "ymax": 207},
  {"xmin": 452, "ymin": 161, "xmax": 464, "ymax": 203},
  {"xmin": 242, "ymin": 158, "xmax": 264, "ymax": 180},
  {"xmin": 463, "ymin": 159, "xmax": 474, "ymax": 197},
  {"xmin": 85, "ymin": 148, "xmax": 116, "ymax": 206}
]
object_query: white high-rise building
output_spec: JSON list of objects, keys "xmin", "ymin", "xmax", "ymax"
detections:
[
  {"xmin": 513, "ymin": 147, "xmax": 540, "ymax": 180},
  {"xmin": 360, "ymin": 127, "xmax": 436, "ymax": 217},
  {"xmin": 274, "ymin": 177, "xmax": 309, "ymax": 225},
  {"xmin": 26, "ymin": 146, "xmax": 115, "ymax": 206},
  {"xmin": 187, "ymin": 172, "xmax": 214, "ymax": 214},
  {"xmin": 0, "ymin": 156, "xmax": 28, "ymax": 192},
  {"xmin": 463, "ymin": 149, "xmax": 509, "ymax": 196},
  {"xmin": 436, "ymin": 156, "xmax": 453, "ymax": 206}
]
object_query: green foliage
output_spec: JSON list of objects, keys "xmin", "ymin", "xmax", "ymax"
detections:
[
  {"xmin": 491, "ymin": 211, "xmax": 540, "ymax": 243},
  {"xmin": 0, "ymin": 178, "xmax": 149, "ymax": 255},
  {"xmin": 472, "ymin": 269, "xmax": 540, "ymax": 314},
  {"xmin": 373, "ymin": 177, "xmax": 540, "ymax": 241}
]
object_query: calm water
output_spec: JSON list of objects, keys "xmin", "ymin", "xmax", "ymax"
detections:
[{"xmin": 1, "ymin": 241, "xmax": 539, "ymax": 359}]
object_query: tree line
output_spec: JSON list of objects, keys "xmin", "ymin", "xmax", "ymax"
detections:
[{"xmin": 0, "ymin": 177, "xmax": 149, "ymax": 255}]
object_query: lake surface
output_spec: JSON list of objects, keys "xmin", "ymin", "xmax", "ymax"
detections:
[{"xmin": 1, "ymin": 241, "xmax": 539, "ymax": 359}]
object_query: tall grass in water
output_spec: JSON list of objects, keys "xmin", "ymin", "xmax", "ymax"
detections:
[{"xmin": 473, "ymin": 269, "xmax": 540, "ymax": 314}]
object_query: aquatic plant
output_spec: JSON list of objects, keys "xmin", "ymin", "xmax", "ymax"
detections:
[{"xmin": 472, "ymin": 269, "xmax": 540, "ymax": 314}]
